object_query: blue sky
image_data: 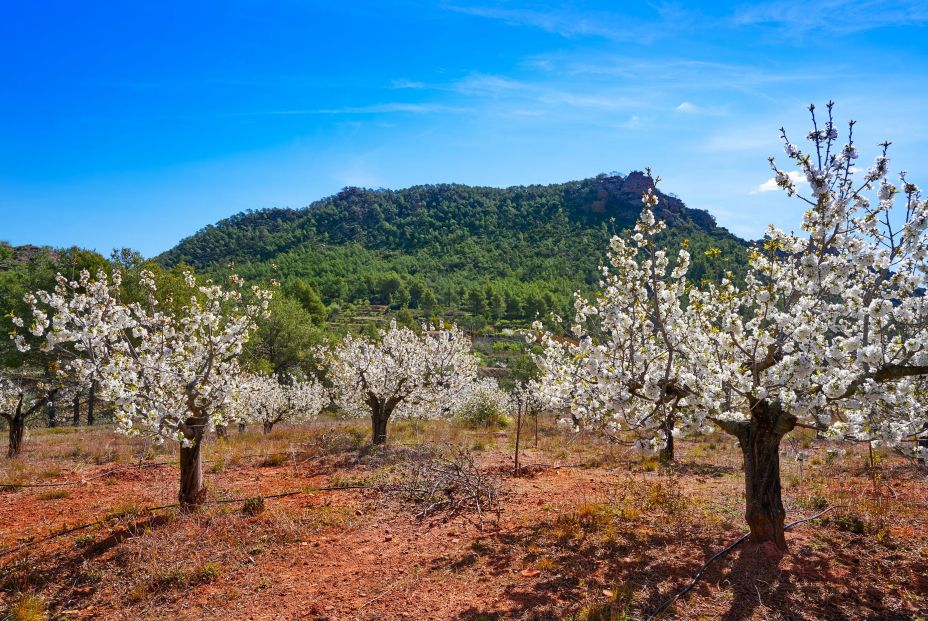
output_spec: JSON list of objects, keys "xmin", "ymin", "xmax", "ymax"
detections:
[{"xmin": 1, "ymin": 1, "xmax": 927, "ymax": 257}]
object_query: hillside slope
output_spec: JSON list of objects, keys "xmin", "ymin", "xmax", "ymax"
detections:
[{"xmin": 158, "ymin": 172, "xmax": 747, "ymax": 322}]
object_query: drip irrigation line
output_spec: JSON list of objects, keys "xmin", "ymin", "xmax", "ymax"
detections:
[
  {"xmin": 644, "ymin": 505, "xmax": 845, "ymax": 621},
  {"xmin": 0, "ymin": 461, "xmax": 175, "ymax": 489},
  {"xmin": 0, "ymin": 450, "xmax": 319, "ymax": 490},
  {"xmin": 0, "ymin": 485, "xmax": 380, "ymax": 558}
]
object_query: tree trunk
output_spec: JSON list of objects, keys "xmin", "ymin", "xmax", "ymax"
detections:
[
  {"xmin": 733, "ymin": 401, "xmax": 796, "ymax": 550},
  {"xmin": 371, "ymin": 413, "xmax": 389, "ymax": 445},
  {"xmin": 72, "ymin": 392, "xmax": 81, "ymax": 426},
  {"xmin": 238, "ymin": 422, "xmax": 246, "ymax": 434},
  {"xmin": 263, "ymin": 421, "xmax": 274, "ymax": 434},
  {"xmin": 658, "ymin": 412, "xmax": 675, "ymax": 464},
  {"xmin": 7, "ymin": 418, "xmax": 24, "ymax": 458},
  {"xmin": 368, "ymin": 396, "xmax": 398, "ymax": 445},
  {"xmin": 917, "ymin": 435, "xmax": 928, "ymax": 465},
  {"xmin": 215, "ymin": 424, "xmax": 227, "ymax": 439},
  {"xmin": 514, "ymin": 404, "xmax": 523, "ymax": 476},
  {"xmin": 533, "ymin": 412, "xmax": 538, "ymax": 448},
  {"xmin": 87, "ymin": 381, "xmax": 97, "ymax": 426},
  {"xmin": 46, "ymin": 403, "xmax": 57, "ymax": 428},
  {"xmin": 179, "ymin": 437, "xmax": 205, "ymax": 510}
]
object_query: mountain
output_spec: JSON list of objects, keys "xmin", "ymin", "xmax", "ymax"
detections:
[{"xmin": 157, "ymin": 172, "xmax": 748, "ymax": 323}]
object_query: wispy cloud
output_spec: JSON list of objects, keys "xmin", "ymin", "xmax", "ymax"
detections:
[
  {"xmin": 452, "ymin": 73, "xmax": 528, "ymax": 97},
  {"xmin": 751, "ymin": 170, "xmax": 806, "ymax": 194},
  {"xmin": 538, "ymin": 92, "xmax": 641, "ymax": 111},
  {"xmin": 443, "ymin": 3, "xmax": 670, "ymax": 43},
  {"xmin": 552, "ymin": 56, "xmax": 835, "ymax": 90},
  {"xmin": 446, "ymin": 1, "xmax": 928, "ymax": 47},
  {"xmin": 732, "ymin": 0, "xmax": 928, "ymax": 35},
  {"xmin": 675, "ymin": 101, "xmax": 728, "ymax": 116},
  {"xmin": 390, "ymin": 79, "xmax": 428, "ymax": 89},
  {"xmin": 260, "ymin": 103, "xmax": 471, "ymax": 115}
]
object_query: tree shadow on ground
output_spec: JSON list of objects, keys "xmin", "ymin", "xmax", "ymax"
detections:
[
  {"xmin": 670, "ymin": 460, "xmax": 738, "ymax": 478},
  {"xmin": 0, "ymin": 513, "xmax": 174, "ymax": 609},
  {"xmin": 448, "ymin": 514, "xmax": 917, "ymax": 621},
  {"xmin": 447, "ymin": 520, "xmax": 745, "ymax": 620}
]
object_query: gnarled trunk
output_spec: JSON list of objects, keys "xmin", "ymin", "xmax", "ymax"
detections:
[
  {"xmin": 658, "ymin": 411, "xmax": 675, "ymax": 464},
  {"xmin": 263, "ymin": 421, "xmax": 274, "ymax": 434},
  {"xmin": 238, "ymin": 422, "xmax": 246, "ymax": 434},
  {"xmin": 371, "ymin": 411, "xmax": 389, "ymax": 445},
  {"xmin": 179, "ymin": 436, "xmax": 205, "ymax": 510},
  {"xmin": 215, "ymin": 424, "xmax": 228, "ymax": 439},
  {"xmin": 46, "ymin": 403, "xmax": 57, "ymax": 428},
  {"xmin": 368, "ymin": 395, "xmax": 399, "ymax": 445},
  {"xmin": 87, "ymin": 381, "xmax": 97, "ymax": 426},
  {"xmin": 72, "ymin": 392, "xmax": 81, "ymax": 426},
  {"xmin": 7, "ymin": 418, "xmax": 24, "ymax": 458},
  {"xmin": 716, "ymin": 400, "xmax": 796, "ymax": 551}
]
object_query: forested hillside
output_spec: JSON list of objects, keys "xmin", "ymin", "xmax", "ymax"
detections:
[
  {"xmin": 158, "ymin": 172, "xmax": 747, "ymax": 323},
  {"xmin": 0, "ymin": 243, "xmax": 110, "ymax": 366}
]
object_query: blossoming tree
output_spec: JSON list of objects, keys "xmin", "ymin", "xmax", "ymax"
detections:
[
  {"xmin": 0, "ymin": 375, "xmax": 58, "ymax": 457},
  {"xmin": 330, "ymin": 321, "xmax": 478, "ymax": 444},
  {"xmin": 236, "ymin": 372, "xmax": 327, "ymax": 433},
  {"xmin": 687, "ymin": 104, "xmax": 928, "ymax": 548},
  {"xmin": 534, "ymin": 182, "xmax": 699, "ymax": 462},
  {"xmin": 539, "ymin": 104, "xmax": 928, "ymax": 549},
  {"xmin": 14, "ymin": 268, "xmax": 271, "ymax": 508}
]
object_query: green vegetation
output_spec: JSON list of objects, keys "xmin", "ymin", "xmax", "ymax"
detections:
[
  {"xmin": 157, "ymin": 172, "xmax": 747, "ymax": 327},
  {"xmin": 1, "ymin": 172, "xmax": 747, "ymax": 386}
]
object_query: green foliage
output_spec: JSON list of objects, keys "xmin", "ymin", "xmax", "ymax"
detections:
[
  {"xmin": 828, "ymin": 513, "xmax": 866, "ymax": 534},
  {"xmin": 247, "ymin": 294, "xmax": 328, "ymax": 377},
  {"xmin": 157, "ymin": 173, "xmax": 748, "ymax": 325},
  {"xmin": 0, "ymin": 243, "xmax": 108, "ymax": 368},
  {"xmin": 419, "ymin": 286, "xmax": 439, "ymax": 314},
  {"xmin": 282, "ymin": 279, "xmax": 327, "ymax": 323},
  {"xmin": 456, "ymin": 396, "xmax": 509, "ymax": 429},
  {"xmin": 242, "ymin": 496, "xmax": 266, "ymax": 516}
]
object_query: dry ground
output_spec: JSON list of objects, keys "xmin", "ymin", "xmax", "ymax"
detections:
[{"xmin": 1, "ymin": 419, "xmax": 926, "ymax": 621}]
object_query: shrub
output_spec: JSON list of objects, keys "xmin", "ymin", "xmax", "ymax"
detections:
[
  {"xmin": 829, "ymin": 513, "xmax": 866, "ymax": 535},
  {"xmin": 74, "ymin": 534, "xmax": 94, "ymax": 548},
  {"xmin": 8, "ymin": 594, "xmax": 46, "ymax": 621},
  {"xmin": 196, "ymin": 562, "xmax": 222, "ymax": 583},
  {"xmin": 259, "ymin": 452, "xmax": 288, "ymax": 467},
  {"xmin": 456, "ymin": 398, "xmax": 508, "ymax": 428},
  {"xmin": 642, "ymin": 480, "xmax": 688, "ymax": 517},
  {"xmin": 107, "ymin": 500, "xmax": 142, "ymax": 520},
  {"xmin": 242, "ymin": 497, "xmax": 265, "ymax": 516}
]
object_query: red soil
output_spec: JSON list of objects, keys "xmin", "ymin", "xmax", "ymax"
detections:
[{"xmin": 1, "ymin": 430, "xmax": 926, "ymax": 620}]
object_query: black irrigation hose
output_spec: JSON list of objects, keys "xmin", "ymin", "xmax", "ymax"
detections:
[
  {"xmin": 0, "ymin": 485, "xmax": 379, "ymax": 558},
  {"xmin": 644, "ymin": 505, "xmax": 845, "ymax": 621},
  {"xmin": 0, "ymin": 461, "xmax": 176, "ymax": 489},
  {"xmin": 0, "ymin": 450, "xmax": 310, "ymax": 490}
]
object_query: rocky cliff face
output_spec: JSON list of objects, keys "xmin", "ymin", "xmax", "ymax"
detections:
[
  {"xmin": 573, "ymin": 171, "xmax": 719, "ymax": 232},
  {"xmin": 0, "ymin": 243, "xmax": 59, "ymax": 270}
]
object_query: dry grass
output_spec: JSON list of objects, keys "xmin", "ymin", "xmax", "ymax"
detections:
[
  {"xmin": 0, "ymin": 417, "xmax": 926, "ymax": 620},
  {"xmin": 6, "ymin": 594, "xmax": 47, "ymax": 621}
]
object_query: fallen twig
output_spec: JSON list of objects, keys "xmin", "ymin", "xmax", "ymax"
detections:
[{"xmin": 394, "ymin": 445, "xmax": 501, "ymax": 528}]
